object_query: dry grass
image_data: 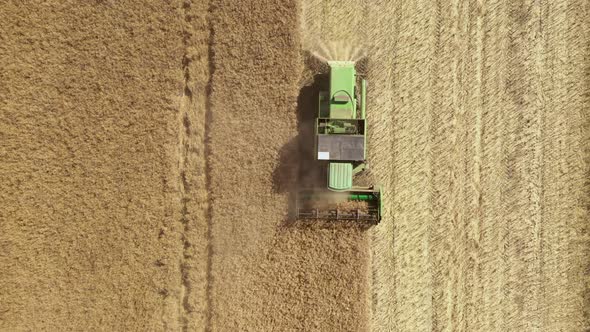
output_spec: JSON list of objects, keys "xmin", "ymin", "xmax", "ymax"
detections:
[
  {"xmin": 0, "ymin": 1, "xmax": 190, "ymax": 330},
  {"xmin": 0, "ymin": 0, "xmax": 588, "ymax": 331}
]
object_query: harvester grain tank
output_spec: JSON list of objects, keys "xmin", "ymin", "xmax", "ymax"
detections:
[{"xmin": 297, "ymin": 61, "xmax": 382, "ymax": 223}]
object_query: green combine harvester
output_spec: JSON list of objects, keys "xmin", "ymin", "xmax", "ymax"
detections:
[{"xmin": 297, "ymin": 61, "xmax": 382, "ymax": 223}]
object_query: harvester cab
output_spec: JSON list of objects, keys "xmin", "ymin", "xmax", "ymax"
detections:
[{"xmin": 297, "ymin": 61, "xmax": 382, "ymax": 223}]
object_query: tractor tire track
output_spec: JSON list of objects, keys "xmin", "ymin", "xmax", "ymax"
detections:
[
  {"xmin": 430, "ymin": 0, "xmax": 473, "ymax": 330},
  {"xmin": 176, "ymin": 0, "xmax": 213, "ymax": 330},
  {"xmin": 462, "ymin": 0, "xmax": 485, "ymax": 328}
]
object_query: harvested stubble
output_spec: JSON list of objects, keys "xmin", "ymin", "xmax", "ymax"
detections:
[{"xmin": 303, "ymin": 0, "xmax": 589, "ymax": 331}]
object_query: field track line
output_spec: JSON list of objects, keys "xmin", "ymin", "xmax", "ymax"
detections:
[
  {"xmin": 429, "ymin": 0, "xmax": 475, "ymax": 329},
  {"xmin": 477, "ymin": 1, "xmax": 509, "ymax": 330},
  {"xmin": 463, "ymin": 0, "xmax": 485, "ymax": 328},
  {"xmin": 203, "ymin": 2, "xmax": 215, "ymax": 331},
  {"xmin": 386, "ymin": 1, "xmax": 438, "ymax": 330},
  {"xmin": 538, "ymin": 3, "xmax": 569, "ymax": 328},
  {"xmin": 176, "ymin": 1, "xmax": 213, "ymax": 330},
  {"xmin": 539, "ymin": 0, "xmax": 589, "ymax": 329},
  {"xmin": 501, "ymin": 0, "xmax": 544, "ymax": 329},
  {"xmin": 364, "ymin": 0, "xmax": 400, "ymax": 329}
]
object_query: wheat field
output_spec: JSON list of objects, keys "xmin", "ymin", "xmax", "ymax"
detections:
[{"xmin": 0, "ymin": 0, "xmax": 588, "ymax": 331}]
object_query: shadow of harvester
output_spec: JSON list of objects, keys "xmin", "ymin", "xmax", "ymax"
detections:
[{"xmin": 272, "ymin": 59, "xmax": 329, "ymax": 225}]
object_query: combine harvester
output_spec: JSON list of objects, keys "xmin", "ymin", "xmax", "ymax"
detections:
[{"xmin": 297, "ymin": 60, "xmax": 382, "ymax": 223}]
